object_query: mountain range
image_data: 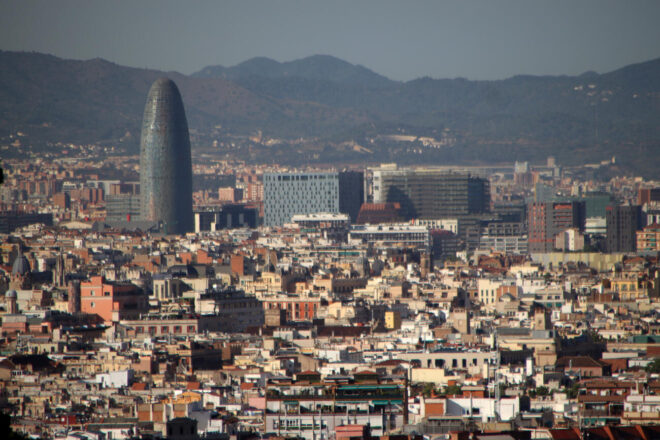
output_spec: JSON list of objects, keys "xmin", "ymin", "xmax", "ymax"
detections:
[{"xmin": 1, "ymin": 51, "xmax": 659, "ymax": 174}]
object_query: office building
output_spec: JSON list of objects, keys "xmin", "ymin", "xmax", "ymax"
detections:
[
  {"xmin": 139, "ymin": 78, "xmax": 193, "ymax": 234},
  {"xmin": 356, "ymin": 202, "xmax": 403, "ymax": 224},
  {"xmin": 105, "ymin": 194, "xmax": 141, "ymax": 222},
  {"xmin": 194, "ymin": 204, "xmax": 258, "ymax": 232},
  {"xmin": 584, "ymin": 192, "xmax": 615, "ymax": 219},
  {"xmin": 479, "ymin": 235, "xmax": 528, "ymax": 255},
  {"xmin": 371, "ymin": 165, "xmax": 490, "ymax": 220},
  {"xmin": 263, "ymin": 171, "xmax": 363, "ymax": 226},
  {"xmin": 337, "ymin": 170, "xmax": 364, "ymax": 222},
  {"xmin": 638, "ymin": 187, "xmax": 660, "ymax": 206},
  {"xmin": 431, "ymin": 229, "xmax": 460, "ymax": 257},
  {"xmin": 291, "ymin": 213, "xmax": 350, "ymax": 242},
  {"xmin": 349, "ymin": 224, "xmax": 431, "ymax": 249},
  {"xmin": 412, "ymin": 218, "xmax": 459, "ymax": 234},
  {"xmin": 478, "ymin": 219, "xmax": 528, "ymax": 254},
  {"xmin": 645, "ymin": 203, "xmax": 660, "ymax": 226},
  {"xmin": 528, "ymin": 201, "xmax": 586, "ymax": 253},
  {"xmin": 606, "ymin": 205, "xmax": 643, "ymax": 253}
]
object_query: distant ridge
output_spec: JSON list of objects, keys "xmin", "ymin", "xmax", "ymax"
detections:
[
  {"xmin": 1, "ymin": 50, "xmax": 659, "ymax": 175},
  {"xmin": 193, "ymin": 54, "xmax": 396, "ymax": 88},
  {"xmin": 0, "ymin": 50, "xmax": 368, "ymax": 145}
]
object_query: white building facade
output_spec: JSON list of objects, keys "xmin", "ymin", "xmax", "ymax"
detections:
[{"xmin": 264, "ymin": 172, "xmax": 340, "ymax": 226}]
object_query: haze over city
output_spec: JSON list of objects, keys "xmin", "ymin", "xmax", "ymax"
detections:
[
  {"xmin": 2, "ymin": 2, "xmax": 660, "ymax": 440},
  {"xmin": 1, "ymin": 0, "xmax": 660, "ymax": 80}
]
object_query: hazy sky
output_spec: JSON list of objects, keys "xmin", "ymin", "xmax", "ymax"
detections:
[{"xmin": 1, "ymin": 0, "xmax": 659, "ymax": 81}]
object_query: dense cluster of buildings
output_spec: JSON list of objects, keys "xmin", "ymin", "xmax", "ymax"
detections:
[{"xmin": 2, "ymin": 79, "xmax": 660, "ymax": 440}]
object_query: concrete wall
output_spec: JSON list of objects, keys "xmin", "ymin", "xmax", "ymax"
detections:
[{"xmin": 530, "ymin": 252, "xmax": 625, "ymax": 272}]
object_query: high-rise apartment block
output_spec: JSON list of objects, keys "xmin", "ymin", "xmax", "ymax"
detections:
[
  {"xmin": 528, "ymin": 201, "xmax": 586, "ymax": 253},
  {"xmin": 636, "ymin": 224, "xmax": 660, "ymax": 252},
  {"xmin": 263, "ymin": 171, "xmax": 363, "ymax": 226},
  {"xmin": 606, "ymin": 205, "xmax": 644, "ymax": 253},
  {"xmin": 371, "ymin": 165, "xmax": 490, "ymax": 220},
  {"xmin": 638, "ymin": 187, "xmax": 660, "ymax": 206}
]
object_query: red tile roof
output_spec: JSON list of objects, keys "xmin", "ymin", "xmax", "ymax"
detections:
[
  {"xmin": 186, "ymin": 381, "xmax": 201, "ymax": 390},
  {"xmin": 547, "ymin": 428, "xmax": 581, "ymax": 440}
]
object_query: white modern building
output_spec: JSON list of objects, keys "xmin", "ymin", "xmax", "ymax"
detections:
[
  {"xmin": 349, "ymin": 224, "xmax": 431, "ymax": 249},
  {"xmin": 263, "ymin": 171, "xmax": 363, "ymax": 226},
  {"xmin": 411, "ymin": 218, "xmax": 459, "ymax": 234},
  {"xmin": 291, "ymin": 212, "xmax": 350, "ymax": 229},
  {"xmin": 95, "ymin": 370, "xmax": 133, "ymax": 388},
  {"xmin": 479, "ymin": 234, "xmax": 528, "ymax": 255},
  {"xmin": 554, "ymin": 227, "xmax": 585, "ymax": 251},
  {"xmin": 444, "ymin": 396, "xmax": 521, "ymax": 422}
]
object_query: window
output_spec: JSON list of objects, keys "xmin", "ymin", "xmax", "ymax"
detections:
[{"xmin": 90, "ymin": 302, "xmax": 95, "ymax": 308}]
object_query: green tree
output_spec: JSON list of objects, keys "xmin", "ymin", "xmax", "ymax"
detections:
[
  {"xmin": 565, "ymin": 383, "xmax": 580, "ymax": 399},
  {"xmin": 586, "ymin": 330, "xmax": 606, "ymax": 343},
  {"xmin": 445, "ymin": 384, "xmax": 462, "ymax": 396},
  {"xmin": 645, "ymin": 358, "xmax": 660, "ymax": 374},
  {"xmin": 421, "ymin": 383, "xmax": 436, "ymax": 397},
  {"xmin": 0, "ymin": 412, "xmax": 29, "ymax": 440},
  {"xmin": 535, "ymin": 386, "xmax": 550, "ymax": 397}
]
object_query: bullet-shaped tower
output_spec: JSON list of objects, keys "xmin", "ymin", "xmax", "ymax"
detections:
[{"xmin": 139, "ymin": 78, "xmax": 193, "ymax": 234}]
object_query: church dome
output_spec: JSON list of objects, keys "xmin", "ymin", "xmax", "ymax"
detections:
[{"xmin": 12, "ymin": 251, "xmax": 31, "ymax": 275}]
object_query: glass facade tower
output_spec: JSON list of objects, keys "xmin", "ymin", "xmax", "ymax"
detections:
[{"xmin": 139, "ymin": 78, "xmax": 193, "ymax": 234}]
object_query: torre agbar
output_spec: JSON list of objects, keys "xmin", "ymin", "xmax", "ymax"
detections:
[{"xmin": 139, "ymin": 78, "xmax": 193, "ymax": 234}]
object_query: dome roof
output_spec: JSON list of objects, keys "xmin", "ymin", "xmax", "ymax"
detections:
[
  {"xmin": 6, "ymin": 290, "xmax": 17, "ymax": 299},
  {"xmin": 12, "ymin": 251, "xmax": 31, "ymax": 275}
]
